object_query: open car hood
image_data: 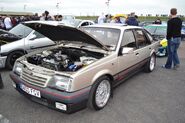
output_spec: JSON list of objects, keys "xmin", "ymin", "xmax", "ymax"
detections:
[{"xmin": 23, "ymin": 21, "xmax": 109, "ymax": 51}]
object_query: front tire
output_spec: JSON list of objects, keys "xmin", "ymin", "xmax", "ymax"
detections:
[
  {"xmin": 6, "ymin": 51, "xmax": 24, "ymax": 70},
  {"xmin": 88, "ymin": 76, "xmax": 111, "ymax": 110},
  {"xmin": 144, "ymin": 54, "xmax": 156, "ymax": 72}
]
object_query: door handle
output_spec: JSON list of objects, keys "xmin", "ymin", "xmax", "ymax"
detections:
[
  {"xmin": 30, "ymin": 46, "xmax": 35, "ymax": 49},
  {"xmin": 135, "ymin": 53, "xmax": 139, "ymax": 55}
]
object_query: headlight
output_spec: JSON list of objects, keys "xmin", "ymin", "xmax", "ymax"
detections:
[
  {"xmin": 48, "ymin": 75, "xmax": 72, "ymax": 92},
  {"xmin": 13, "ymin": 62, "xmax": 23, "ymax": 76}
]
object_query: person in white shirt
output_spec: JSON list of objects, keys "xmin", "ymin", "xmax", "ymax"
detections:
[
  {"xmin": 98, "ymin": 13, "xmax": 105, "ymax": 24},
  {"xmin": 4, "ymin": 16, "xmax": 13, "ymax": 30}
]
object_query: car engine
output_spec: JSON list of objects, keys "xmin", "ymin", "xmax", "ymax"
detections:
[{"xmin": 27, "ymin": 47, "xmax": 104, "ymax": 72}]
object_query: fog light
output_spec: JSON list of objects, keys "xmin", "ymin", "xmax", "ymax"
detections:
[
  {"xmin": 12, "ymin": 82, "xmax": 16, "ymax": 88},
  {"xmin": 55, "ymin": 102, "xmax": 67, "ymax": 111}
]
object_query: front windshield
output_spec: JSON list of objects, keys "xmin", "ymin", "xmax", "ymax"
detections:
[
  {"xmin": 144, "ymin": 26, "xmax": 157, "ymax": 34},
  {"xmin": 9, "ymin": 24, "xmax": 33, "ymax": 38},
  {"xmin": 83, "ymin": 27, "xmax": 120, "ymax": 51},
  {"xmin": 61, "ymin": 20, "xmax": 81, "ymax": 27},
  {"xmin": 155, "ymin": 26, "xmax": 167, "ymax": 36},
  {"xmin": 145, "ymin": 26, "xmax": 167, "ymax": 36}
]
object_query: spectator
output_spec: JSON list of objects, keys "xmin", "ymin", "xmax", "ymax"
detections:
[
  {"xmin": 40, "ymin": 13, "xmax": 46, "ymax": 21},
  {"xmin": 55, "ymin": 15, "xmax": 63, "ymax": 21},
  {"xmin": 32, "ymin": 13, "xmax": 40, "ymax": 20},
  {"xmin": 153, "ymin": 18, "xmax": 162, "ymax": 24},
  {"xmin": 104, "ymin": 14, "xmax": 112, "ymax": 23},
  {"xmin": 44, "ymin": 10, "xmax": 50, "ymax": 20},
  {"xmin": 114, "ymin": 17, "xmax": 122, "ymax": 23},
  {"xmin": 162, "ymin": 8, "xmax": 182, "ymax": 69},
  {"xmin": 11, "ymin": 17, "xmax": 18, "ymax": 27},
  {"xmin": 0, "ymin": 16, "xmax": 5, "ymax": 29},
  {"xmin": 125, "ymin": 12, "xmax": 139, "ymax": 26},
  {"xmin": 98, "ymin": 13, "xmax": 105, "ymax": 24},
  {"xmin": 4, "ymin": 15, "xmax": 13, "ymax": 30}
]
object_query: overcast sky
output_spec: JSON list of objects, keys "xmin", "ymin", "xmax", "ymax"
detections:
[{"xmin": 0, "ymin": 0, "xmax": 185, "ymax": 16}]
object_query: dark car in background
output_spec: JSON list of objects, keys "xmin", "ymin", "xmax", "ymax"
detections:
[
  {"xmin": 144, "ymin": 24, "xmax": 185, "ymax": 40},
  {"xmin": 182, "ymin": 23, "xmax": 185, "ymax": 40},
  {"xmin": 144, "ymin": 24, "xmax": 168, "ymax": 56},
  {"xmin": 139, "ymin": 21, "xmax": 154, "ymax": 27},
  {"xmin": 144, "ymin": 24, "xmax": 185, "ymax": 57}
]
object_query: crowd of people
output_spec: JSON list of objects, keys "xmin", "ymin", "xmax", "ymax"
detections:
[
  {"xmin": 97, "ymin": 12, "xmax": 139, "ymax": 26},
  {"xmin": 0, "ymin": 10, "xmax": 164, "ymax": 31},
  {"xmin": 0, "ymin": 10, "xmax": 63, "ymax": 30}
]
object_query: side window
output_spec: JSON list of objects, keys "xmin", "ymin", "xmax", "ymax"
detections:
[
  {"xmin": 89, "ymin": 22, "xmax": 94, "ymax": 25},
  {"xmin": 81, "ymin": 22, "xmax": 89, "ymax": 27},
  {"xmin": 33, "ymin": 31, "xmax": 45, "ymax": 39},
  {"xmin": 145, "ymin": 31, "xmax": 153, "ymax": 43},
  {"xmin": 121, "ymin": 30, "xmax": 136, "ymax": 49},
  {"xmin": 134, "ymin": 30, "xmax": 148, "ymax": 48}
]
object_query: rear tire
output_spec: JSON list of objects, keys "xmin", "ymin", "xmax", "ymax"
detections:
[
  {"xmin": 144, "ymin": 54, "xmax": 156, "ymax": 72},
  {"xmin": 6, "ymin": 51, "xmax": 24, "ymax": 70},
  {"xmin": 88, "ymin": 76, "xmax": 112, "ymax": 110}
]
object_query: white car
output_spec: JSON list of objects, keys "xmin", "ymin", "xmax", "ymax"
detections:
[
  {"xmin": 60, "ymin": 19, "xmax": 95, "ymax": 28},
  {"xmin": 0, "ymin": 22, "xmax": 55, "ymax": 69}
]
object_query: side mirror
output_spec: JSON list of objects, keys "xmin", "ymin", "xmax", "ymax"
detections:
[
  {"xmin": 121, "ymin": 47, "xmax": 134, "ymax": 55},
  {"xmin": 151, "ymin": 34, "xmax": 160, "ymax": 41},
  {"xmin": 29, "ymin": 34, "xmax": 37, "ymax": 40}
]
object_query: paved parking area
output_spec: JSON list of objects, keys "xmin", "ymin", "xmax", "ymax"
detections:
[{"xmin": 0, "ymin": 41, "xmax": 185, "ymax": 123}]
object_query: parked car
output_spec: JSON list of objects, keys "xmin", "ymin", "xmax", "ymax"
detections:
[
  {"xmin": 60, "ymin": 19, "xmax": 95, "ymax": 28},
  {"xmin": 0, "ymin": 22, "xmax": 55, "ymax": 69},
  {"xmin": 144, "ymin": 24, "xmax": 168, "ymax": 56},
  {"xmin": 10, "ymin": 22, "xmax": 159, "ymax": 113},
  {"xmin": 139, "ymin": 21, "xmax": 154, "ymax": 27},
  {"xmin": 181, "ymin": 23, "xmax": 185, "ymax": 40}
]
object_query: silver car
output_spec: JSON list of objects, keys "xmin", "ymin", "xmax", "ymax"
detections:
[
  {"xmin": 10, "ymin": 22, "xmax": 159, "ymax": 113},
  {"xmin": 0, "ymin": 22, "xmax": 54, "ymax": 69}
]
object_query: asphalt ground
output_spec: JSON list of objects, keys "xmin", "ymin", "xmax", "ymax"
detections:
[{"xmin": 0, "ymin": 41, "xmax": 185, "ymax": 123}]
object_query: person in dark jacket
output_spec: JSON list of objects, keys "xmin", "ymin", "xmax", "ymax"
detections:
[
  {"xmin": 162, "ymin": 8, "xmax": 182, "ymax": 69},
  {"xmin": 125, "ymin": 12, "xmax": 139, "ymax": 26}
]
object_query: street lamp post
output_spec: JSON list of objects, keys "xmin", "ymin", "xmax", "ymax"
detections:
[
  {"xmin": 105, "ymin": 0, "xmax": 110, "ymax": 14},
  {"xmin": 23, "ymin": 4, "xmax": 27, "ymax": 11},
  {"xmin": 56, "ymin": 2, "xmax": 61, "ymax": 15},
  {"xmin": 1, "ymin": 7, "xmax": 4, "ymax": 11}
]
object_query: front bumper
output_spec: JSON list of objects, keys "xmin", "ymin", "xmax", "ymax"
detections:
[
  {"xmin": 10, "ymin": 72, "xmax": 91, "ymax": 113},
  {"xmin": 0, "ymin": 56, "xmax": 7, "ymax": 69}
]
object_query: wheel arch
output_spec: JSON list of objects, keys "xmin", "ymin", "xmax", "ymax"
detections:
[
  {"xmin": 6, "ymin": 49, "xmax": 27, "ymax": 57},
  {"xmin": 92, "ymin": 69, "xmax": 114, "ymax": 86}
]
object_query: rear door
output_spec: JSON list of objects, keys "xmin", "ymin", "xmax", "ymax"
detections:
[{"xmin": 133, "ymin": 29, "xmax": 152, "ymax": 62}]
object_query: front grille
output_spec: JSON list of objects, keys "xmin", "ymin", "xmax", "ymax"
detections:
[{"xmin": 21, "ymin": 67, "xmax": 50, "ymax": 88}]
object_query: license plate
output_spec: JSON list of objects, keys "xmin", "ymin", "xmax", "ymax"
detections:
[{"xmin": 20, "ymin": 84, "xmax": 41, "ymax": 98}]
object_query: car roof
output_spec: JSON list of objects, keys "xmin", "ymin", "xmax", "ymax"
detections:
[
  {"xmin": 145, "ymin": 24, "xmax": 167, "ymax": 27},
  {"xmin": 86, "ymin": 23, "xmax": 142, "ymax": 30}
]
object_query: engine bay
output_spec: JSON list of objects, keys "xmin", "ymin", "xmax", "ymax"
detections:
[{"xmin": 27, "ymin": 47, "xmax": 105, "ymax": 72}]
